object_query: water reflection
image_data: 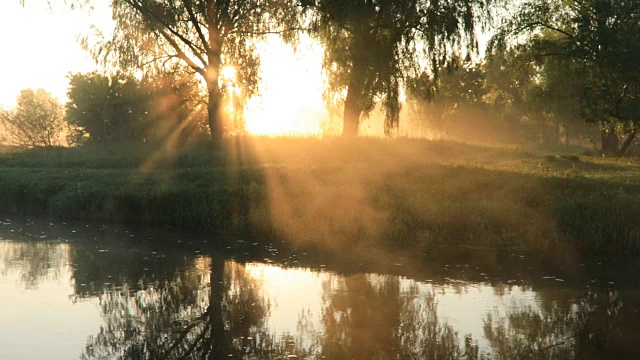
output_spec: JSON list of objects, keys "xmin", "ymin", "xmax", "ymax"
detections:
[
  {"xmin": 311, "ymin": 274, "xmax": 477, "ymax": 359},
  {"xmin": 0, "ymin": 240, "xmax": 68, "ymax": 289},
  {"xmin": 484, "ymin": 290, "xmax": 640, "ymax": 359},
  {"xmin": 0, "ymin": 218, "xmax": 640, "ymax": 359}
]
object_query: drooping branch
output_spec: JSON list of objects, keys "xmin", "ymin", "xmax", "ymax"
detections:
[{"xmin": 121, "ymin": 0, "xmax": 208, "ymax": 67}]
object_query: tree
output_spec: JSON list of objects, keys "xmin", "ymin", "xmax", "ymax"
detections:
[
  {"xmin": 483, "ymin": 42, "xmax": 552, "ymax": 144},
  {"xmin": 0, "ymin": 89, "xmax": 65, "ymax": 147},
  {"xmin": 66, "ymin": 70, "xmax": 207, "ymax": 146},
  {"xmin": 496, "ymin": 0, "xmax": 640, "ymax": 156},
  {"xmin": 536, "ymin": 54, "xmax": 595, "ymax": 145},
  {"xmin": 306, "ymin": 0, "xmax": 492, "ymax": 136},
  {"xmin": 81, "ymin": 0, "xmax": 299, "ymax": 149},
  {"xmin": 66, "ymin": 72, "xmax": 148, "ymax": 145},
  {"xmin": 139, "ymin": 69, "xmax": 208, "ymax": 144},
  {"xmin": 407, "ymin": 55, "xmax": 489, "ymax": 138}
]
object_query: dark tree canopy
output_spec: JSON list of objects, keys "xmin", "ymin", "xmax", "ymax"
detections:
[
  {"xmin": 66, "ymin": 72, "xmax": 147, "ymax": 144},
  {"xmin": 66, "ymin": 71, "xmax": 206, "ymax": 145},
  {"xmin": 495, "ymin": 0, "xmax": 640, "ymax": 155},
  {"xmin": 306, "ymin": 0, "xmax": 493, "ymax": 136}
]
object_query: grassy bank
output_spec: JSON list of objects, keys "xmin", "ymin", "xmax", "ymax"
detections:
[{"xmin": 1, "ymin": 137, "xmax": 639, "ymax": 255}]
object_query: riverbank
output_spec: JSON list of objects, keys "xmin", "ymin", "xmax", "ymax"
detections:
[{"xmin": 0, "ymin": 137, "xmax": 639, "ymax": 256}]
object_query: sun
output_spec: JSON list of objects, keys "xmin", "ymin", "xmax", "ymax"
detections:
[{"xmin": 242, "ymin": 35, "xmax": 329, "ymax": 137}]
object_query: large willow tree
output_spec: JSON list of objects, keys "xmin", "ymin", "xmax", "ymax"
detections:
[
  {"xmin": 305, "ymin": 0, "xmax": 492, "ymax": 136},
  {"xmin": 82, "ymin": 0, "xmax": 299, "ymax": 148}
]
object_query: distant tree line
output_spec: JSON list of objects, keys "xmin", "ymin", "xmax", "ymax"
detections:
[
  {"xmin": 1, "ymin": 70, "xmax": 208, "ymax": 148},
  {"xmin": 11, "ymin": 0, "xmax": 640, "ymax": 156}
]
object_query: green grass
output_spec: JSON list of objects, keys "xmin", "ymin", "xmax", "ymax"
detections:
[{"xmin": 1, "ymin": 137, "xmax": 639, "ymax": 256}]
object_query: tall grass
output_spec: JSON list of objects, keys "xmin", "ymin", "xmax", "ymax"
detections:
[{"xmin": 0, "ymin": 137, "xmax": 639, "ymax": 255}]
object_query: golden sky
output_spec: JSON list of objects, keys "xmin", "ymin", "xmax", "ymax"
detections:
[{"xmin": 0, "ymin": 0, "xmax": 113, "ymax": 107}]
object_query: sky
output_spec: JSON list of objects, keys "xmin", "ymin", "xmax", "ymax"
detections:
[{"xmin": 0, "ymin": 0, "xmax": 113, "ymax": 108}]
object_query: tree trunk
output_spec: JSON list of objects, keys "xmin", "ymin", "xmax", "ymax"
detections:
[
  {"xmin": 206, "ymin": 11, "xmax": 224, "ymax": 150},
  {"xmin": 207, "ymin": 83, "xmax": 224, "ymax": 150},
  {"xmin": 207, "ymin": 256, "xmax": 228, "ymax": 358},
  {"xmin": 600, "ymin": 126, "xmax": 637, "ymax": 157},
  {"xmin": 342, "ymin": 72, "xmax": 366, "ymax": 137},
  {"xmin": 617, "ymin": 129, "xmax": 638, "ymax": 157},
  {"xmin": 601, "ymin": 127, "xmax": 620, "ymax": 157}
]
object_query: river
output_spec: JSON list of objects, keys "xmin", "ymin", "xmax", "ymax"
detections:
[{"xmin": 1, "ymin": 217, "xmax": 639, "ymax": 359}]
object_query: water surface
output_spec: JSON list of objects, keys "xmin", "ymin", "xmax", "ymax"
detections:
[{"xmin": 1, "ymin": 218, "xmax": 639, "ymax": 359}]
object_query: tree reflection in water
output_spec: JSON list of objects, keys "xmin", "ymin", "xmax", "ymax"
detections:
[
  {"xmin": 82, "ymin": 255, "xmax": 278, "ymax": 359},
  {"xmin": 297, "ymin": 274, "xmax": 479, "ymax": 360},
  {"xmin": 484, "ymin": 287, "xmax": 640, "ymax": 360},
  {"xmin": 74, "ymin": 251, "xmax": 640, "ymax": 359},
  {"xmin": 0, "ymin": 240, "xmax": 67, "ymax": 289},
  {"xmin": 3, "ymin": 220, "xmax": 640, "ymax": 358},
  {"xmin": 80, "ymin": 259, "xmax": 477, "ymax": 360}
]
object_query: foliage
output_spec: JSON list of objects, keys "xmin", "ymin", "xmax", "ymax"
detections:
[
  {"xmin": 0, "ymin": 89, "xmax": 66, "ymax": 147},
  {"xmin": 66, "ymin": 71, "xmax": 207, "ymax": 145},
  {"xmin": 139, "ymin": 68, "xmax": 209, "ymax": 143},
  {"xmin": 495, "ymin": 0, "xmax": 640, "ymax": 155},
  {"xmin": 406, "ymin": 41, "xmax": 596, "ymax": 146},
  {"xmin": 305, "ymin": 0, "xmax": 493, "ymax": 135},
  {"xmin": 407, "ymin": 55, "xmax": 490, "ymax": 137},
  {"xmin": 66, "ymin": 72, "xmax": 147, "ymax": 145}
]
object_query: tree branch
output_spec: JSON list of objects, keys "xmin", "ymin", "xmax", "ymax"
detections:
[
  {"xmin": 183, "ymin": 0, "xmax": 210, "ymax": 53},
  {"xmin": 155, "ymin": 25, "xmax": 207, "ymax": 78},
  {"xmin": 122, "ymin": 0, "xmax": 208, "ymax": 67}
]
